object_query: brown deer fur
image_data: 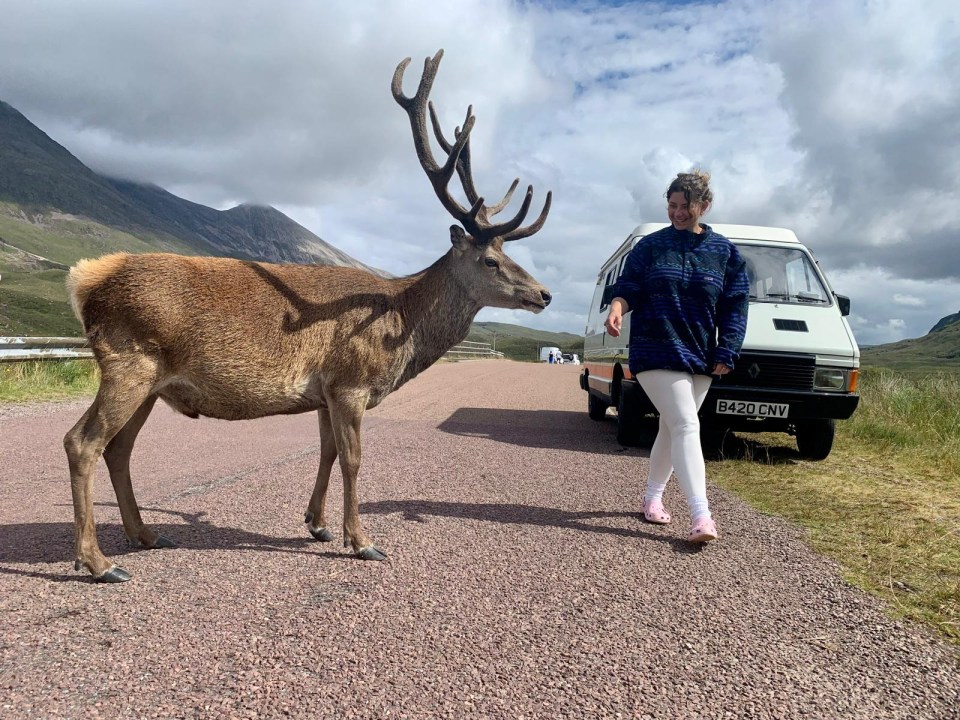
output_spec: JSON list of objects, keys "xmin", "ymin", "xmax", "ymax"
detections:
[{"xmin": 63, "ymin": 50, "xmax": 552, "ymax": 581}]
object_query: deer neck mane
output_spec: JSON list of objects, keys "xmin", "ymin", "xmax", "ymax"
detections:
[{"xmin": 395, "ymin": 250, "xmax": 482, "ymax": 376}]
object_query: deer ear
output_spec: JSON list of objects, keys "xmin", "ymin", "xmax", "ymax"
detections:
[{"xmin": 449, "ymin": 225, "xmax": 474, "ymax": 250}]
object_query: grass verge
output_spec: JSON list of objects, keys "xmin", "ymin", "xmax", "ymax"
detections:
[
  {"xmin": 708, "ymin": 366, "xmax": 960, "ymax": 642},
  {"xmin": 0, "ymin": 359, "xmax": 99, "ymax": 402}
]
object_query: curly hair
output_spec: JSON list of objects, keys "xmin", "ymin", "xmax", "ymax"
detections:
[{"xmin": 665, "ymin": 169, "xmax": 713, "ymax": 207}]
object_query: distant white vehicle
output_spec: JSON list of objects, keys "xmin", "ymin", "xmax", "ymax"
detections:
[
  {"xmin": 563, "ymin": 353, "xmax": 581, "ymax": 365},
  {"xmin": 540, "ymin": 346, "xmax": 562, "ymax": 363}
]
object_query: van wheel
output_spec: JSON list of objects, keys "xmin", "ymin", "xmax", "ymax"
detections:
[
  {"xmin": 588, "ymin": 393, "xmax": 608, "ymax": 421},
  {"xmin": 796, "ymin": 419, "xmax": 836, "ymax": 460},
  {"xmin": 616, "ymin": 391, "xmax": 642, "ymax": 447}
]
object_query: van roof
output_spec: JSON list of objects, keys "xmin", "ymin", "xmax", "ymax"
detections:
[
  {"xmin": 599, "ymin": 223, "xmax": 802, "ymax": 277},
  {"xmin": 630, "ymin": 223, "xmax": 799, "ymax": 243}
]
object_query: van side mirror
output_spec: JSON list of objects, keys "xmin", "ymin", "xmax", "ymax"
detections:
[
  {"xmin": 601, "ymin": 285, "xmax": 618, "ymax": 309},
  {"xmin": 835, "ymin": 294, "xmax": 851, "ymax": 316}
]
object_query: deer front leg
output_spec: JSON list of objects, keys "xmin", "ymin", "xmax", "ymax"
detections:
[
  {"xmin": 304, "ymin": 407, "xmax": 336, "ymax": 543},
  {"xmin": 328, "ymin": 393, "xmax": 386, "ymax": 561}
]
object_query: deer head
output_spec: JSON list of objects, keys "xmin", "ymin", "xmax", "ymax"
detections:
[{"xmin": 392, "ymin": 50, "xmax": 552, "ymax": 313}]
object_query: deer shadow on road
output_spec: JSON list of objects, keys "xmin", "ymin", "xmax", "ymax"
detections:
[
  {"xmin": 437, "ymin": 407, "xmax": 633, "ymax": 455},
  {"xmin": 360, "ymin": 498, "xmax": 697, "ymax": 553},
  {"xmin": 0, "ymin": 494, "xmax": 706, "ymax": 582},
  {"xmin": 0, "ymin": 505, "xmax": 354, "ymax": 582}
]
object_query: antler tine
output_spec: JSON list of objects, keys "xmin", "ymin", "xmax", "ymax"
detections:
[
  {"xmin": 429, "ymin": 102, "xmax": 481, "ymax": 205},
  {"xmin": 486, "ymin": 178, "xmax": 520, "ymax": 217},
  {"xmin": 392, "ymin": 51, "xmax": 443, "ymax": 173},
  {"xmin": 501, "ymin": 190, "xmax": 553, "ymax": 242}
]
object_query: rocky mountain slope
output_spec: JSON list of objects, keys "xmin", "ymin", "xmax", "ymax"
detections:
[{"xmin": 0, "ymin": 99, "xmax": 381, "ymax": 272}]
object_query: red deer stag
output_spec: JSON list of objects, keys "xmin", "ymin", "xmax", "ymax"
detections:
[{"xmin": 63, "ymin": 49, "xmax": 552, "ymax": 582}]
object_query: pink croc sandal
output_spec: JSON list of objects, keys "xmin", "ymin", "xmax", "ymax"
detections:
[
  {"xmin": 643, "ymin": 499, "xmax": 672, "ymax": 525},
  {"xmin": 689, "ymin": 516, "xmax": 718, "ymax": 543}
]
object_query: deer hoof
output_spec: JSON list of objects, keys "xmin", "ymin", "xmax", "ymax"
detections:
[
  {"xmin": 309, "ymin": 526, "xmax": 334, "ymax": 542},
  {"xmin": 152, "ymin": 534, "xmax": 177, "ymax": 549},
  {"xmin": 357, "ymin": 546, "xmax": 387, "ymax": 561},
  {"xmin": 95, "ymin": 566, "xmax": 132, "ymax": 583}
]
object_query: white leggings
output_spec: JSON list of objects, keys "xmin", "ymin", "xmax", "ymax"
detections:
[{"xmin": 636, "ymin": 370, "xmax": 713, "ymax": 521}]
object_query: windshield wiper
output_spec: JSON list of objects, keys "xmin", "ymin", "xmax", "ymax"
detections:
[{"xmin": 762, "ymin": 292, "xmax": 828, "ymax": 304}]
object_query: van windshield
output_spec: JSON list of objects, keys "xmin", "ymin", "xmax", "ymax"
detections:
[{"xmin": 738, "ymin": 245, "xmax": 830, "ymax": 305}]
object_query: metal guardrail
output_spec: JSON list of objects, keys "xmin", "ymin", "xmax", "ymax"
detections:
[
  {"xmin": 0, "ymin": 337, "xmax": 93, "ymax": 363},
  {"xmin": 443, "ymin": 340, "xmax": 504, "ymax": 360},
  {"xmin": 0, "ymin": 336, "xmax": 502, "ymax": 363}
]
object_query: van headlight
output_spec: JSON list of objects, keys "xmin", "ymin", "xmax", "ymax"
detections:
[{"xmin": 814, "ymin": 368, "xmax": 847, "ymax": 391}]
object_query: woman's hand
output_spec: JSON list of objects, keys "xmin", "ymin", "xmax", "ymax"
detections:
[
  {"xmin": 604, "ymin": 308, "xmax": 622, "ymax": 337},
  {"xmin": 604, "ymin": 298, "xmax": 627, "ymax": 337},
  {"xmin": 712, "ymin": 363, "xmax": 731, "ymax": 376}
]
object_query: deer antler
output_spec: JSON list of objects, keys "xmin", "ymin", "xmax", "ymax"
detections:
[{"xmin": 392, "ymin": 49, "xmax": 551, "ymax": 243}]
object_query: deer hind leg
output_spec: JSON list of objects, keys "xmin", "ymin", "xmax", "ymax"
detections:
[
  {"xmin": 103, "ymin": 395, "xmax": 175, "ymax": 550},
  {"xmin": 304, "ymin": 407, "xmax": 336, "ymax": 543},
  {"xmin": 328, "ymin": 393, "xmax": 386, "ymax": 561},
  {"xmin": 63, "ymin": 359, "xmax": 157, "ymax": 582}
]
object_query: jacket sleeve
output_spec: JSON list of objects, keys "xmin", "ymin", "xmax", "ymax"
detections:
[
  {"xmin": 712, "ymin": 245, "xmax": 750, "ymax": 368},
  {"xmin": 611, "ymin": 244, "xmax": 646, "ymax": 311}
]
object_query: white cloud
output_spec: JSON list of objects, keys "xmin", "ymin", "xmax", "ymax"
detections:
[
  {"xmin": 0, "ymin": 0, "xmax": 957, "ymax": 342},
  {"xmin": 892, "ymin": 294, "xmax": 925, "ymax": 308}
]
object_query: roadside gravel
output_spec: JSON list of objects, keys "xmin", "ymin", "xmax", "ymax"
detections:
[{"xmin": 0, "ymin": 360, "xmax": 957, "ymax": 718}]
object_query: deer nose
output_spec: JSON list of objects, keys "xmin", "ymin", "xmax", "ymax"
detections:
[{"xmin": 541, "ymin": 290, "xmax": 552, "ymax": 306}]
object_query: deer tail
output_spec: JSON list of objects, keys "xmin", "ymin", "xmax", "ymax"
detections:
[{"xmin": 67, "ymin": 253, "xmax": 129, "ymax": 329}]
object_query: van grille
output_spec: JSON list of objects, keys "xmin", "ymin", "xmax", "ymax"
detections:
[{"xmin": 718, "ymin": 352, "xmax": 815, "ymax": 391}]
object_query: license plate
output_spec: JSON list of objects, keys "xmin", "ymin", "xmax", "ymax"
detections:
[{"xmin": 716, "ymin": 399, "xmax": 789, "ymax": 418}]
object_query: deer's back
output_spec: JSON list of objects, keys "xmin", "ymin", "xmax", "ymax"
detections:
[{"xmin": 69, "ymin": 253, "xmax": 411, "ymax": 418}]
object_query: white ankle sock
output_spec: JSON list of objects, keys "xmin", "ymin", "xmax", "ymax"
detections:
[{"xmin": 689, "ymin": 496, "xmax": 711, "ymax": 521}]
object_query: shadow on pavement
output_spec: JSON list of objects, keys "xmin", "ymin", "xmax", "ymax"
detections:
[
  {"xmin": 361, "ymin": 498, "xmax": 698, "ymax": 553},
  {"xmin": 439, "ymin": 407, "xmax": 802, "ymax": 465},
  {"xmin": 437, "ymin": 407, "xmax": 635, "ymax": 455},
  {"xmin": 0, "ymin": 504, "xmax": 349, "ymax": 579},
  {"xmin": 0, "ymin": 497, "xmax": 706, "ymax": 580}
]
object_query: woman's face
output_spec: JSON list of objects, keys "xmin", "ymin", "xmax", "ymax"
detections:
[{"xmin": 667, "ymin": 192, "xmax": 708, "ymax": 231}]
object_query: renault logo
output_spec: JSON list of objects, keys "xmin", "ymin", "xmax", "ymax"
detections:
[{"xmin": 748, "ymin": 363, "xmax": 761, "ymax": 379}]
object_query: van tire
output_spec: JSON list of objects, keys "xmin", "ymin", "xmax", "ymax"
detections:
[
  {"xmin": 588, "ymin": 393, "xmax": 608, "ymax": 421},
  {"xmin": 796, "ymin": 419, "xmax": 835, "ymax": 460},
  {"xmin": 616, "ymin": 390, "xmax": 642, "ymax": 447}
]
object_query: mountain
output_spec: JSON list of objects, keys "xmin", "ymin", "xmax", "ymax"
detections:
[
  {"xmin": 861, "ymin": 310, "xmax": 960, "ymax": 372},
  {"xmin": 0, "ymin": 99, "xmax": 382, "ymax": 270},
  {"xmin": 930, "ymin": 310, "xmax": 960, "ymax": 334},
  {"xmin": 0, "ymin": 99, "xmax": 389, "ymax": 336}
]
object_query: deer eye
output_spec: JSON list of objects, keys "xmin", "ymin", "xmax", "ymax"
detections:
[{"xmin": 483, "ymin": 258, "xmax": 499, "ymax": 269}]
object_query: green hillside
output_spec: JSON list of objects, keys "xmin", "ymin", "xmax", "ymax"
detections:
[
  {"xmin": 466, "ymin": 321, "xmax": 584, "ymax": 362},
  {"xmin": 862, "ymin": 316, "xmax": 960, "ymax": 373},
  {"xmin": 0, "ymin": 203, "xmax": 196, "ymax": 336}
]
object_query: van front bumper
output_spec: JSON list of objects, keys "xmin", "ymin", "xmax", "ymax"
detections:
[
  {"xmin": 621, "ymin": 379, "xmax": 859, "ymax": 428},
  {"xmin": 706, "ymin": 385, "xmax": 859, "ymax": 421}
]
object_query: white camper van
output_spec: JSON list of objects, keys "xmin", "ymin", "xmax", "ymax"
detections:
[{"xmin": 580, "ymin": 224, "xmax": 860, "ymax": 460}]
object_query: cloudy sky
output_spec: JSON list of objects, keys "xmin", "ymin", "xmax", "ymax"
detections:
[{"xmin": 1, "ymin": 0, "xmax": 958, "ymax": 345}]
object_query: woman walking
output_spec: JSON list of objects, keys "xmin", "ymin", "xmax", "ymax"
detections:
[{"xmin": 604, "ymin": 170, "xmax": 750, "ymax": 542}]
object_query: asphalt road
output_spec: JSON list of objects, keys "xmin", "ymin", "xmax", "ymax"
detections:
[{"xmin": 0, "ymin": 360, "xmax": 957, "ymax": 719}]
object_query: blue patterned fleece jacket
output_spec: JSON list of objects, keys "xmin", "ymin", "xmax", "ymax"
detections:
[{"xmin": 612, "ymin": 223, "xmax": 750, "ymax": 376}]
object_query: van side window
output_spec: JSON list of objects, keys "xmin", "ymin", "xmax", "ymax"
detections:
[{"xmin": 599, "ymin": 255, "xmax": 627, "ymax": 311}]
